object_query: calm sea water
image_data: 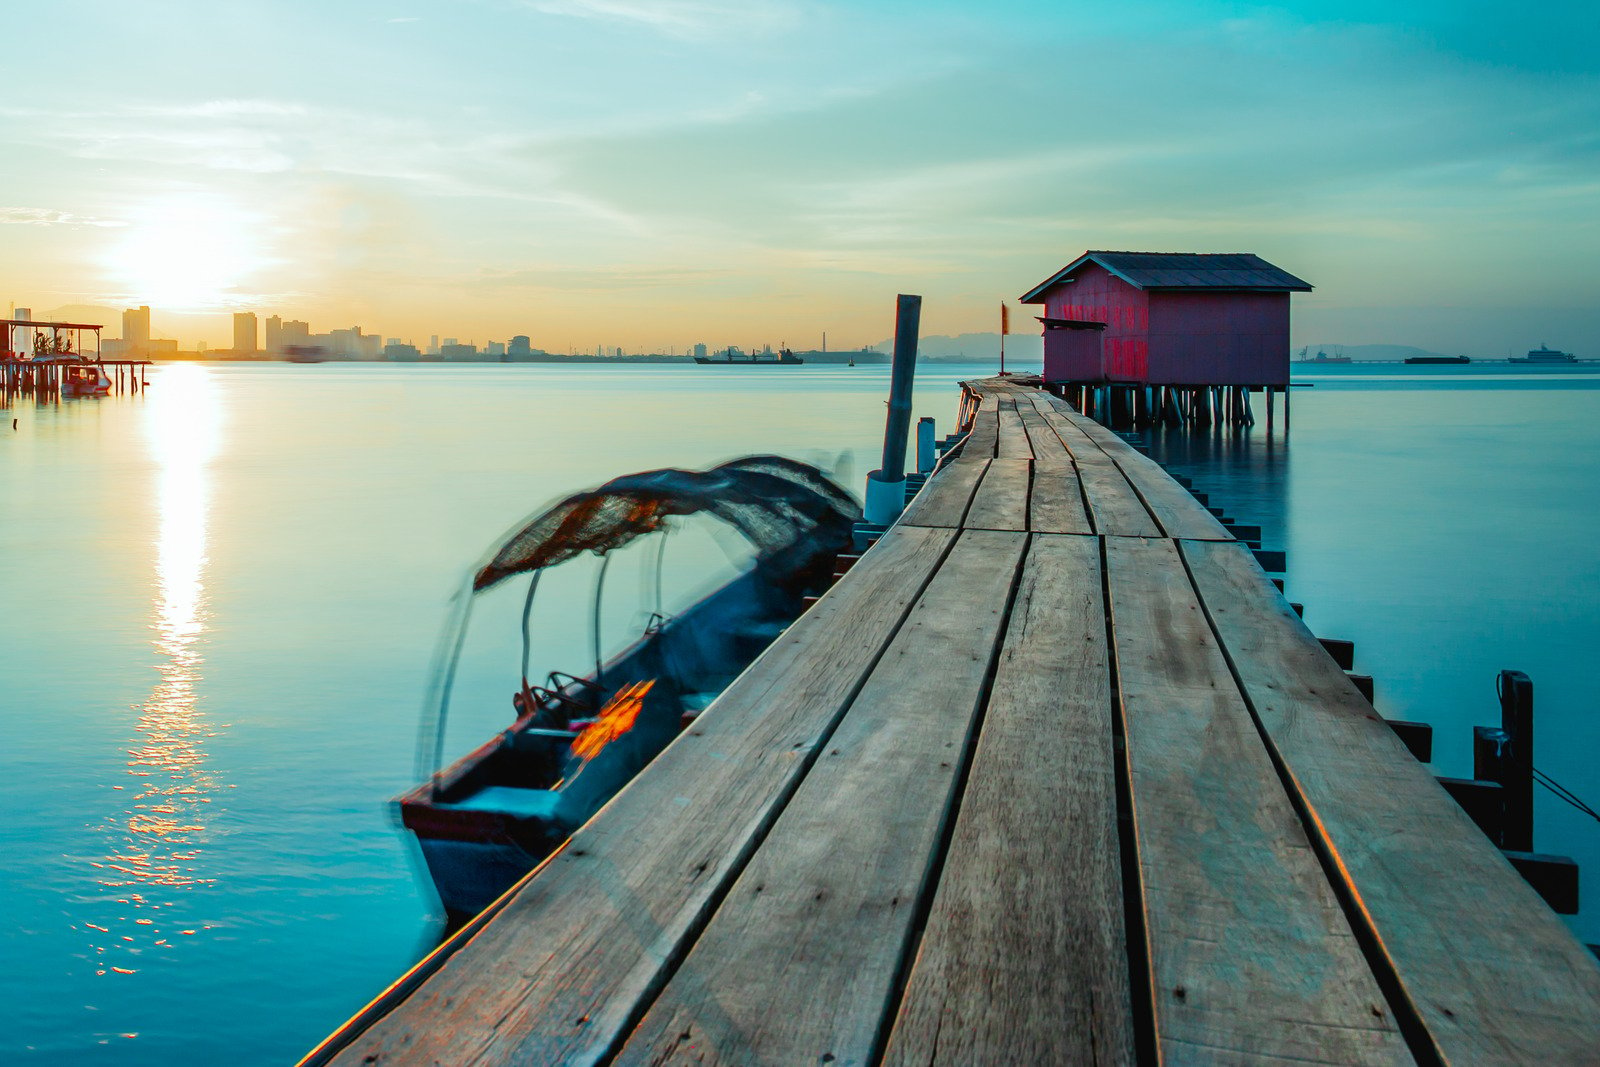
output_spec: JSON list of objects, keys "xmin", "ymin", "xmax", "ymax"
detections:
[{"xmin": 2, "ymin": 362, "xmax": 1596, "ymax": 1063}]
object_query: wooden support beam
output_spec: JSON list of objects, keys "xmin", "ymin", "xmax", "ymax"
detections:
[{"xmin": 1385, "ymin": 720, "xmax": 1433, "ymax": 763}]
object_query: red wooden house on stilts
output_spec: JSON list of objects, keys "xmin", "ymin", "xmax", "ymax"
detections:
[{"xmin": 1019, "ymin": 251, "xmax": 1312, "ymax": 428}]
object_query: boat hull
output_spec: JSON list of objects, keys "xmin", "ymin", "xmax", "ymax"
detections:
[{"xmin": 400, "ymin": 552, "xmax": 840, "ymax": 919}]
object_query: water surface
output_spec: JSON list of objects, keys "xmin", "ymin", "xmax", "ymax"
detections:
[{"xmin": 3, "ymin": 361, "xmax": 1597, "ymax": 1063}]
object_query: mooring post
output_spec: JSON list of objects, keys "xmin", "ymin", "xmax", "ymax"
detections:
[
  {"xmin": 1499, "ymin": 670, "xmax": 1535, "ymax": 852},
  {"xmin": 916, "ymin": 416, "xmax": 936, "ymax": 474},
  {"xmin": 864, "ymin": 293, "xmax": 921, "ymax": 526}
]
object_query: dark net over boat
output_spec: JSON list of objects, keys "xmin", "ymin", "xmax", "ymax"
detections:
[{"xmin": 472, "ymin": 455, "xmax": 861, "ymax": 592}]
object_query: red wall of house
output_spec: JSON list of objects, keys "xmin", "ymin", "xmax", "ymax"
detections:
[
  {"xmin": 1042, "ymin": 327, "xmax": 1105, "ymax": 382},
  {"xmin": 1146, "ymin": 291, "xmax": 1290, "ymax": 386},
  {"xmin": 1043, "ymin": 262, "xmax": 1148, "ymax": 381}
]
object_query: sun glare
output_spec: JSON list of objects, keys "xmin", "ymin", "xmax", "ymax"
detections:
[{"xmin": 105, "ymin": 195, "xmax": 268, "ymax": 312}]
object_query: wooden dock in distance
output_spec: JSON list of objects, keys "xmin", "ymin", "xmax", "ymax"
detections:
[{"xmin": 307, "ymin": 377, "xmax": 1600, "ymax": 1066}]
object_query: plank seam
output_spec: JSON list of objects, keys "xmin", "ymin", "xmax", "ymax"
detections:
[
  {"xmin": 589, "ymin": 528, "xmax": 973, "ymax": 1067},
  {"xmin": 1098, "ymin": 533, "xmax": 1160, "ymax": 1066},
  {"xmin": 866, "ymin": 532, "xmax": 1034, "ymax": 1065},
  {"xmin": 1172, "ymin": 539, "xmax": 1445, "ymax": 1067},
  {"xmin": 1029, "ymin": 400, "xmax": 1100, "ymax": 535}
]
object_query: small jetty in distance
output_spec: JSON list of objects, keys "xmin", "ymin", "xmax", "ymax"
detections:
[{"xmin": 2, "ymin": 317, "xmax": 149, "ymax": 401}]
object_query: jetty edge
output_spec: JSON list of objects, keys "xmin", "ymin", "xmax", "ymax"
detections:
[{"xmin": 304, "ymin": 376, "xmax": 1600, "ymax": 1066}]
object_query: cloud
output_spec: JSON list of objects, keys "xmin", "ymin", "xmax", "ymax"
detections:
[
  {"xmin": 0, "ymin": 207, "xmax": 125, "ymax": 227},
  {"xmin": 522, "ymin": 0, "xmax": 799, "ymax": 38}
]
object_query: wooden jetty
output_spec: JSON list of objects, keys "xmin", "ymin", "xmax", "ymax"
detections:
[
  {"xmin": 1, "ymin": 358, "xmax": 150, "ymax": 401},
  {"xmin": 307, "ymin": 376, "xmax": 1600, "ymax": 1065}
]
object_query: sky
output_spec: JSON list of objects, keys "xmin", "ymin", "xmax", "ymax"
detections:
[{"xmin": 2, "ymin": 0, "xmax": 1596, "ymax": 355}]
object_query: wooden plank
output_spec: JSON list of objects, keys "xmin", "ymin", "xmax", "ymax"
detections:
[
  {"xmin": 1018, "ymin": 406, "xmax": 1074, "ymax": 468},
  {"xmin": 1023, "ymin": 395, "xmax": 1161, "ymax": 537},
  {"xmin": 1028, "ymin": 462, "xmax": 1093, "ymax": 535},
  {"xmin": 961, "ymin": 397, "xmax": 1000, "ymax": 459},
  {"xmin": 1113, "ymin": 451, "xmax": 1230, "ymax": 541},
  {"xmin": 900, "ymin": 457, "xmax": 989, "ymax": 529},
  {"xmin": 1019, "ymin": 390, "xmax": 1229, "ymax": 541},
  {"xmin": 614, "ymin": 530, "xmax": 1028, "ymax": 1066},
  {"xmin": 1182, "ymin": 538, "xmax": 1600, "ymax": 1063},
  {"xmin": 964, "ymin": 457, "xmax": 1030, "ymax": 532},
  {"xmin": 996, "ymin": 399, "xmax": 1033, "ymax": 458},
  {"xmin": 324, "ymin": 525, "xmax": 961, "ymax": 1067},
  {"xmin": 1105, "ymin": 537, "xmax": 1411, "ymax": 1065},
  {"xmin": 882, "ymin": 534, "xmax": 1135, "ymax": 1065}
]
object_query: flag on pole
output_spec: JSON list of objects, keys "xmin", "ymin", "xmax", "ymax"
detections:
[{"xmin": 1000, "ymin": 302, "xmax": 1010, "ymax": 335}]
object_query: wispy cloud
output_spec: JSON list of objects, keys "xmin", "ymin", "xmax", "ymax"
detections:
[
  {"xmin": 0, "ymin": 207, "xmax": 125, "ymax": 227},
  {"xmin": 523, "ymin": 0, "xmax": 799, "ymax": 38}
]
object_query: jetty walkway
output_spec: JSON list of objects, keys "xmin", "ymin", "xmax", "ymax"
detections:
[{"xmin": 312, "ymin": 377, "xmax": 1600, "ymax": 1065}]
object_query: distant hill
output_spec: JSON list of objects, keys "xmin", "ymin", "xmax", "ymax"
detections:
[{"xmin": 869, "ymin": 331, "xmax": 1043, "ymax": 363}]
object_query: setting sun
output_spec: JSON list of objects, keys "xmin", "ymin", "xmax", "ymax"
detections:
[{"xmin": 103, "ymin": 195, "xmax": 268, "ymax": 312}]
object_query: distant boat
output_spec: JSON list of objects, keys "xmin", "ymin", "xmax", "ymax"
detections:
[
  {"xmin": 1510, "ymin": 344, "xmax": 1576, "ymax": 364},
  {"xmin": 1297, "ymin": 348, "xmax": 1350, "ymax": 364},
  {"xmin": 284, "ymin": 345, "xmax": 327, "ymax": 364},
  {"xmin": 61, "ymin": 361, "xmax": 112, "ymax": 396},
  {"xmin": 695, "ymin": 346, "xmax": 803, "ymax": 366},
  {"xmin": 1404, "ymin": 355, "xmax": 1471, "ymax": 364}
]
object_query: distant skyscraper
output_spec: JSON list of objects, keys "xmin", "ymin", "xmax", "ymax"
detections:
[
  {"xmin": 280, "ymin": 320, "xmax": 310, "ymax": 349},
  {"xmin": 509, "ymin": 335, "xmax": 531, "ymax": 357},
  {"xmin": 428, "ymin": 335, "xmax": 440, "ymax": 355},
  {"xmin": 265, "ymin": 315, "xmax": 283, "ymax": 354},
  {"xmin": 233, "ymin": 312, "xmax": 258, "ymax": 355},
  {"xmin": 122, "ymin": 305, "xmax": 150, "ymax": 354}
]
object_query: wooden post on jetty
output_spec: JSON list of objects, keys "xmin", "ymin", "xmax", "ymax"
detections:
[{"xmin": 862, "ymin": 294, "xmax": 922, "ymax": 527}]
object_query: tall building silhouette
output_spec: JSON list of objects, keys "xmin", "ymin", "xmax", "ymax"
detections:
[
  {"xmin": 265, "ymin": 315, "xmax": 283, "ymax": 354},
  {"xmin": 233, "ymin": 312, "xmax": 258, "ymax": 355},
  {"xmin": 122, "ymin": 305, "xmax": 150, "ymax": 355}
]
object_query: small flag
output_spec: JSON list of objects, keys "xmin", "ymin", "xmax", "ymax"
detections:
[{"xmin": 1000, "ymin": 302, "xmax": 1010, "ymax": 335}]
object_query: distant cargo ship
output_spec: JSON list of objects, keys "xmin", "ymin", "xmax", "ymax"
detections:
[
  {"xmin": 1404, "ymin": 355, "xmax": 1471, "ymax": 364},
  {"xmin": 1296, "ymin": 347, "xmax": 1350, "ymax": 364},
  {"xmin": 1510, "ymin": 344, "xmax": 1576, "ymax": 364},
  {"xmin": 695, "ymin": 346, "xmax": 803, "ymax": 366}
]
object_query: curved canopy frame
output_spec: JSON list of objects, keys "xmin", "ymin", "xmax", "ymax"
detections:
[{"xmin": 472, "ymin": 455, "xmax": 860, "ymax": 593}]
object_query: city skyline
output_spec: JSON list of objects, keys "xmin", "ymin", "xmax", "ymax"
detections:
[{"xmin": 1, "ymin": 2, "xmax": 1596, "ymax": 358}]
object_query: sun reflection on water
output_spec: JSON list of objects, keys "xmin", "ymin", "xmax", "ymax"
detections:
[{"xmin": 89, "ymin": 365, "xmax": 228, "ymax": 976}]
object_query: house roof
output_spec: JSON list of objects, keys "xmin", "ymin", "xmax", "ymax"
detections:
[{"xmin": 1019, "ymin": 252, "xmax": 1313, "ymax": 302}]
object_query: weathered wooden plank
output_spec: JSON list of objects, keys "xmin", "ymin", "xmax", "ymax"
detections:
[
  {"xmin": 1182, "ymin": 538, "xmax": 1600, "ymax": 1063},
  {"xmin": 1022, "ymin": 395, "xmax": 1160, "ymax": 537},
  {"xmin": 1105, "ymin": 537, "xmax": 1411, "ymax": 1066},
  {"xmin": 324, "ymin": 525, "xmax": 961, "ymax": 1067},
  {"xmin": 961, "ymin": 397, "xmax": 1000, "ymax": 459},
  {"xmin": 883, "ymin": 533, "xmax": 1135, "ymax": 1065},
  {"xmin": 900, "ymin": 457, "xmax": 989, "ymax": 529},
  {"xmin": 996, "ymin": 399, "xmax": 1033, "ymax": 458},
  {"xmin": 1018, "ymin": 407, "xmax": 1075, "ymax": 468},
  {"xmin": 1015, "ymin": 406, "xmax": 1094, "ymax": 533},
  {"xmin": 1114, "ymin": 450, "xmax": 1230, "ymax": 541},
  {"xmin": 1028, "ymin": 463, "xmax": 1093, "ymax": 535},
  {"xmin": 964, "ymin": 457, "xmax": 1031, "ymax": 532},
  {"xmin": 614, "ymin": 530, "xmax": 1028, "ymax": 1066}
]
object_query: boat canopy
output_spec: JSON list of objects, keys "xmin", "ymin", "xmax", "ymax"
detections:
[{"xmin": 472, "ymin": 455, "xmax": 860, "ymax": 592}]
